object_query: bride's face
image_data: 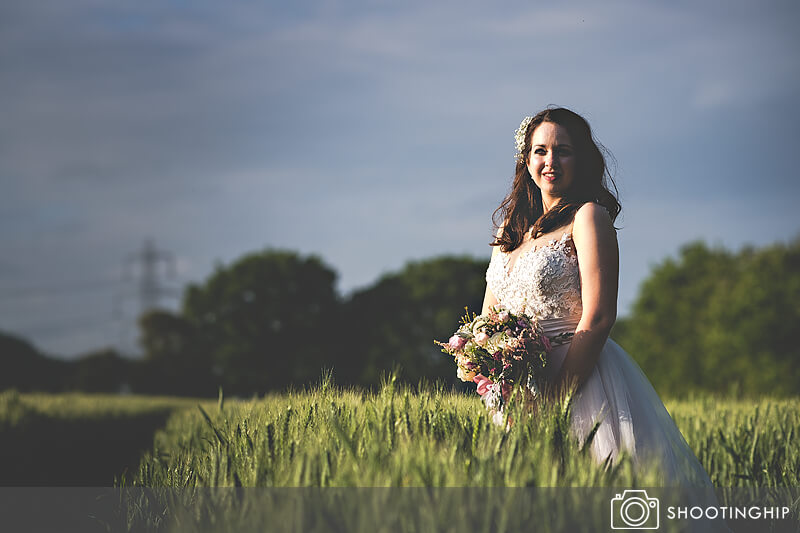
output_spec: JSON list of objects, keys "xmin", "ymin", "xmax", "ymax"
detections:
[{"xmin": 527, "ymin": 122, "xmax": 576, "ymax": 201}]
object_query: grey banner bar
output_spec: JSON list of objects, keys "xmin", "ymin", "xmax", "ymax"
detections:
[{"xmin": 0, "ymin": 487, "xmax": 797, "ymax": 532}]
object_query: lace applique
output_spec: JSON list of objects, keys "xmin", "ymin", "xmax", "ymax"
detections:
[{"xmin": 485, "ymin": 232, "xmax": 582, "ymax": 320}]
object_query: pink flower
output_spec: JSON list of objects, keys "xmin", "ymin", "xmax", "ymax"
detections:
[
  {"xmin": 541, "ymin": 334, "xmax": 552, "ymax": 352},
  {"xmin": 498, "ymin": 311, "xmax": 510, "ymax": 322},
  {"xmin": 473, "ymin": 374, "xmax": 493, "ymax": 396},
  {"xmin": 474, "ymin": 331, "xmax": 489, "ymax": 346},
  {"xmin": 448, "ymin": 334, "xmax": 466, "ymax": 350}
]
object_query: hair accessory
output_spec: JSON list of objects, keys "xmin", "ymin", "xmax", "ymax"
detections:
[{"xmin": 514, "ymin": 116, "xmax": 534, "ymax": 162}]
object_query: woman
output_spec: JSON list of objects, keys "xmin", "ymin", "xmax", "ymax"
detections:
[{"xmin": 481, "ymin": 107, "xmax": 714, "ymax": 487}]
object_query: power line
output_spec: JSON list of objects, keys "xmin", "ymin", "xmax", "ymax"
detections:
[
  {"xmin": 0, "ymin": 279, "xmax": 121, "ymax": 301},
  {"xmin": 9, "ymin": 312, "xmax": 120, "ymax": 338}
]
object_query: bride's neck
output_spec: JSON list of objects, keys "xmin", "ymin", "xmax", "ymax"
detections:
[{"xmin": 541, "ymin": 195, "xmax": 562, "ymax": 213}]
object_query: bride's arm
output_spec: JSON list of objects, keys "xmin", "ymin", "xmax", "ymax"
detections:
[
  {"xmin": 551, "ymin": 202, "xmax": 619, "ymax": 395},
  {"xmin": 481, "ymin": 283, "xmax": 499, "ymax": 316},
  {"xmin": 481, "ymin": 245, "xmax": 502, "ymax": 314},
  {"xmin": 481, "ymin": 227, "xmax": 504, "ymax": 315}
]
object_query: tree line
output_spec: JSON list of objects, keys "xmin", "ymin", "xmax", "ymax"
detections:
[
  {"xmin": 611, "ymin": 239, "xmax": 800, "ymax": 397},
  {"xmin": 2, "ymin": 238, "xmax": 798, "ymax": 398}
]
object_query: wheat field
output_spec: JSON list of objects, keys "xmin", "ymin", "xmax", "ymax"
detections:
[{"xmin": 2, "ymin": 377, "xmax": 799, "ymax": 531}]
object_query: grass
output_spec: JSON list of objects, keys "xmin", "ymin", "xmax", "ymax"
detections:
[
  {"xmin": 2, "ymin": 377, "xmax": 799, "ymax": 531},
  {"xmin": 0, "ymin": 388, "xmax": 201, "ymax": 486},
  {"xmin": 126, "ymin": 375, "xmax": 800, "ymax": 489}
]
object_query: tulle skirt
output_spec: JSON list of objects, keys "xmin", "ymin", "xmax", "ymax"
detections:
[{"xmin": 541, "ymin": 317, "xmax": 714, "ymax": 488}]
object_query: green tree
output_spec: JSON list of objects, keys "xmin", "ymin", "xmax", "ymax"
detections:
[
  {"xmin": 342, "ymin": 256, "xmax": 488, "ymax": 387},
  {"xmin": 70, "ymin": 348, "xmax": 131, "ymax": 393},
  {"xmin": 182, "ymin": 250, "xmax": 340, "ymax": 395},
  {"xmin": 612, "ymin": 238, "xmax": 800, "ymax": 396},
  {"xmin": 0, "ymin": 331, "xmax": 69, "ymax": 392},
  {"xmin": 137, "ymin": 309, "xmax": 215, "ymax": 396},
  {"xmin": 701, "ymin": 240, "xmax": 800, "ymax": 395}
]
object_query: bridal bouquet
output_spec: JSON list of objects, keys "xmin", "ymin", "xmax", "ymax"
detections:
[{"xmin": 435, "ymin": 304, "xmax": 551, "ymax": 414}]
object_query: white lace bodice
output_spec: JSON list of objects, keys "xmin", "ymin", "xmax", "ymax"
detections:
[{"xmin": 486, "ymin": 232, "xmax": 582, "ymax": 321}]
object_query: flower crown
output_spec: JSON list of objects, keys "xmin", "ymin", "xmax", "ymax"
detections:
[{"xmin": 514, "ymin": 115, "xmax": 534, "ymax": 163}]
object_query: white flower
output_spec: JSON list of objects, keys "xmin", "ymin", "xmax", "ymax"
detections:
[
  {"xmin": 483, "ymin": 384, "xmax": 501, "ymax": 410},
  {"xmin": 492, "ymin": 410, "xmax": 505, "ymax": 427},
  {"xmin": 488, "ymin": 331, "xmax": 507, "ymax": 352},
  {"xmin": 457, "ymin": 366, "xmax": 476, "ymax": 382},
  {"xmin": 514, "ymin": 115, "xmax": 534, "ymax": 162},
  {"xmin": 472, "ymin": 319, "xmax": 487, "ymax": 336}
]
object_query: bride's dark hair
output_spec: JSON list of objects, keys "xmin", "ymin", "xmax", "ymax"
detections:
[{"xmin": 492, "ymin": 107, "xmax": 621, "ymax": 252}]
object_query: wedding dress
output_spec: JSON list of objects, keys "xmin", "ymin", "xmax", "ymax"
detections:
[{"xmin": 485, "ymin": 231, "xmax": 715, "ymax": 488}]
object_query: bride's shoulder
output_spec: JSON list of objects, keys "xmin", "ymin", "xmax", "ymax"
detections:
[
  {"xmin": 572, "ymin": 202, "xmax": 617, "ymax": 246},
  {"xmin": 573, "ymin": 202, "xmax": 613, "ymax": 229}
]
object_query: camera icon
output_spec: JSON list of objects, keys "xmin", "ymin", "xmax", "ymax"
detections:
[{"xmin": 611, "ymin": 490, "xmax": 660, "ymax": 529}]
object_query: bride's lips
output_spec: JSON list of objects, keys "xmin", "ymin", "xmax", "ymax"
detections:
[{"xmin": 542, "ymin": 171, "xmax": 559, "ymax": 182}]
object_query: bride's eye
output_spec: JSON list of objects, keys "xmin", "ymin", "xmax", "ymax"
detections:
[
  {"xmin": 557, "ymin": 147, "xmax": 573, "ymax": 156},
  {"xmin": 533, "ymin": 148, "xmax": 547, "ymax": 155}
]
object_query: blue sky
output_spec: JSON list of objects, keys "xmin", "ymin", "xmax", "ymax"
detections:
[{"xmin": 1, "ymin": 0, "xmax": 798, "ymax": 358}]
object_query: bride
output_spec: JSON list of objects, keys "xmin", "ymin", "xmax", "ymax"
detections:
[{"xmin": 481, "ymin": 107, "xmax": 714, "ymax": 488}]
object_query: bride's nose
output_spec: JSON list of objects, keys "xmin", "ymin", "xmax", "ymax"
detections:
[{"xmin": 545, "ymin": 152, "xmax": 559, "ymax": 168}]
